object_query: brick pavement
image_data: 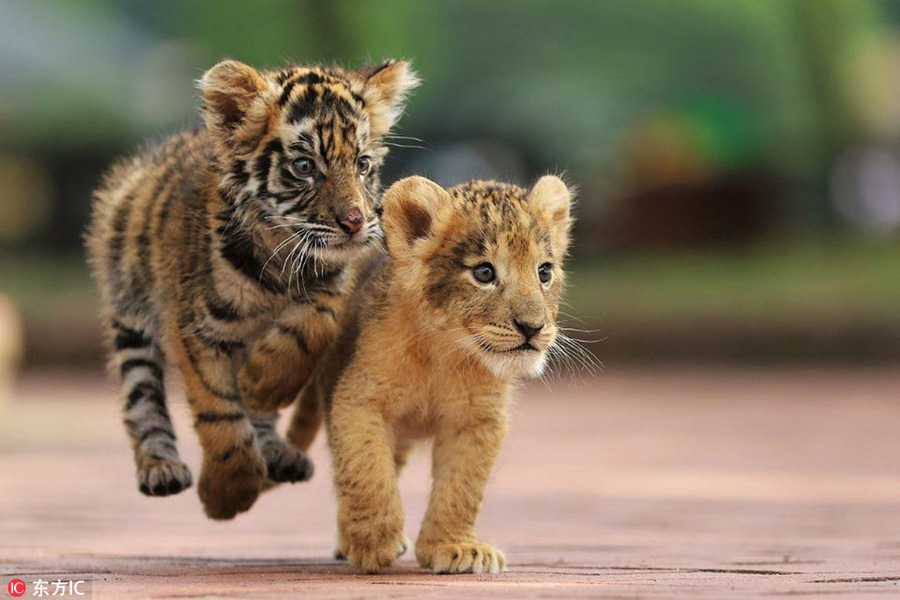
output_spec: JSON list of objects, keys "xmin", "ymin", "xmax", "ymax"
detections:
[{"xmin": 2, "ymin": 368, "xmax": 899, "ymax": 598}]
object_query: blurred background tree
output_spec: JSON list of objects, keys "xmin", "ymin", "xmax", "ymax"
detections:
[{"xmin": 1, "ymin": 0, "xmax": 899, "ymax": 366}]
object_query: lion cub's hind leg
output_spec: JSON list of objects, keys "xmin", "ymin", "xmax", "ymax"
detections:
[
  {"xmin": 286, "ymin": 381, "xmax": 326, "ymax": 452},
  {"xmin": 391, "ymin": 439, "xmax": 414, "ymax": 558}
]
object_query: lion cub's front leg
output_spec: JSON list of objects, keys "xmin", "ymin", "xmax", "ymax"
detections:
[
  {"xmin": 416, "ymin": 410, "xmax": 508, "ymax": 574},
  {"xmin": 330, "ymin": 393, "xmax": 406, "ymax": 573}
]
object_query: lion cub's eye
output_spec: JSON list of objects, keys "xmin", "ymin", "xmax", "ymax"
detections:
[
  {"xmin": 472, "ymin": 263, "xmax": 496, "ymax": 284},
  {"xmin": 538, "ymin": 263, "xmax": 553, "ymax": 284},
  {"xmin": 292, "ymin": 157, "xmax": 315, "ymax": 176},
  {"xmin": 357, "ymin": 156, "xmax": 371, "ymax": 176}
]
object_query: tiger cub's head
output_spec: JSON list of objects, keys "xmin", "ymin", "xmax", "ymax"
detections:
[
  {"xmin": 382, "ymin": 176, "xmax": 573, "ymax": 379},
  {"xmin": 200, "ymin": 59, "xmax": 419, "ymax": 263}
]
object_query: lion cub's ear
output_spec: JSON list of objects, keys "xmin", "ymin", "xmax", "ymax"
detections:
[
  {"xmin": 382, "ymin": 176, "xmax": 449, "ymax": 258},
  {"xmin": 200, "ymin": 60, "xmax": 272, "ymax": 148},
  {"xmin": 529, "ymin": 175, "xmax": 574, "ymax": 252},
  {"xmin": 359, "ymin": 60, "xmax": 420, "ymax": 139}
]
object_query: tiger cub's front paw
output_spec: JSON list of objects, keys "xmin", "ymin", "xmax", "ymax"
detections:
[
  {"xmin": 239, "ymin": 363, "xmax": 301, "ymax": 414},
  {"xmin": 197, "ymin": 450, "xmax": 266, "ymax": 520},
  {"xmin": 416, "ymin": 540, "xmax": 506, "ymax": 574}
]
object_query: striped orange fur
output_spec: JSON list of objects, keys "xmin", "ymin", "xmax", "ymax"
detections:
[{"xmin": 85, "ymin": 59, "xmax": 418, "ymax": 520}]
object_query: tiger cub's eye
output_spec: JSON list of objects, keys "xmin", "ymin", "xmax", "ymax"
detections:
[
  {"xmin": 292, "ymin": 157, "xmax": 315, "ymax": 176},
  {"xmin": 538, "ymin": 263, "xmax": 553, "ymax": 284},
  {"xmin": 472, "ymin": 263, "xmax": 496, "ymax": 284},
  {"xmin": 357, "ymin": 156, "xmax": 372, "ymax": 176}
]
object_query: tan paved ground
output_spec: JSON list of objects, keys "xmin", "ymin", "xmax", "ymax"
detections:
[{"xmin": 1, "ymin": 367, "xmax": 900, "ymax": 598}]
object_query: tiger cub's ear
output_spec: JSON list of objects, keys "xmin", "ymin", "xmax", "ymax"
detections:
[
  {"xmin": 359, "ymin": 60, "xmax": 420, "ymax": 139},
  {"xmin": 381, "ymin": 176, "xmax": 449, "ymax": 258},
  {"xmin": 529, "ymin": 175, "xmax": 574, "ymax": 253},
  {"xmin": 200, "ymin": 60, "xmax": 272, "ymax": 148}
]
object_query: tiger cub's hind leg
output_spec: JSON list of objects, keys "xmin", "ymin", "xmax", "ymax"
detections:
[{"xmin": 113, "ymin": 320, "xmax": 192, "ymax": 496}]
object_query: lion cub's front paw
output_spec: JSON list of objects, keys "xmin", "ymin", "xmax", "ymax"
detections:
[
  {"xmin": 417, "ymin": 541, "xmax": 506, "ymax": 574},
  {"xmin": 334, "ymin": 532, "xmax": 409, "ymax": 561},
  {"xmin": 341, "ymin": 530, "xmax": 407, "ymax": 573}
]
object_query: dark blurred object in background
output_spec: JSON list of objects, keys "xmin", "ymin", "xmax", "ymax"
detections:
[
  {"xmin": 2, "ymin": 0, "xmax": 899, "ymax": 367},
  {"xmin": 612, "ymin": 100, "xmax": 778, "ymax": 248}
]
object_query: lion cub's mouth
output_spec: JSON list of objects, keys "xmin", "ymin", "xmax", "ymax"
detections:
[
  {"xmin": 505, "ymin": 342, "xmax": 537, "ymax": 352},
  {"xmin": 471, "ymin": 329, "xmax": 545, "ymax": 356},
  {"xmin": 483, "ymin": 341, "xmax": 539, "ymax": 354}
]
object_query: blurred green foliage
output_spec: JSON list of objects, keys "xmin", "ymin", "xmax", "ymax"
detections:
[
  {"xmin": 2, "ymin": 0, "xmax": 890, "ymax": 184},
  {"xmin": 3, "ymin": 0, "xmax": 900, "ymax": 363},
  {"xmin": 568, "ymin": 238, "xmax": 900, "ymax": 325}
]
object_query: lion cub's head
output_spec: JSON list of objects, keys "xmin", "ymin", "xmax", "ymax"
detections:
[{"xmin": 382, "ymin": 176, "xmax": 573, "ymax": 379}]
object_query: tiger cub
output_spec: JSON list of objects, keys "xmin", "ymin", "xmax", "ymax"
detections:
[
  {"xmin": 85, "ymin": 59, "xmax": 418, "ymax": 520},
  {"xmin": 287, "ymin": 176, "xmax": 573, "ymax": 572}
]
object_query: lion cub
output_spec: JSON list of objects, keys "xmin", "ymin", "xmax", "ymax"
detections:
[{"xmin": 292, "ymin": 175, "xmax": 572, "ymax": 573}]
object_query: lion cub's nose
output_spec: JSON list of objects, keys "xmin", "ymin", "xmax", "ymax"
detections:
[
  {"xmin": 514, "ymin": 320, "xmax": 544, "ymax": 341},
  {"xmin": 337, "ymin": 207, "xmax": 364, "ymax": 234}
]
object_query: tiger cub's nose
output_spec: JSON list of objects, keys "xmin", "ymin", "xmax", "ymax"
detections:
[{"xmin": 337, "ymin": 207, "xmax": 364, "ymax": 234}]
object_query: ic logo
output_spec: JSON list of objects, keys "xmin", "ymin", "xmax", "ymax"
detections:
[{"xmin": 7, "ymin": 579, "xmax": 26, "ymax": 597}]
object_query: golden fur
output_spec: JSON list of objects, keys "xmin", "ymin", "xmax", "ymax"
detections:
[
  {"xmin": 85, "ymin": 58, "xmax": 417, "ymax": 519},
  {"xmin": 287, "ymin": 175, "xmax": 573, "ymax": 573}
]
